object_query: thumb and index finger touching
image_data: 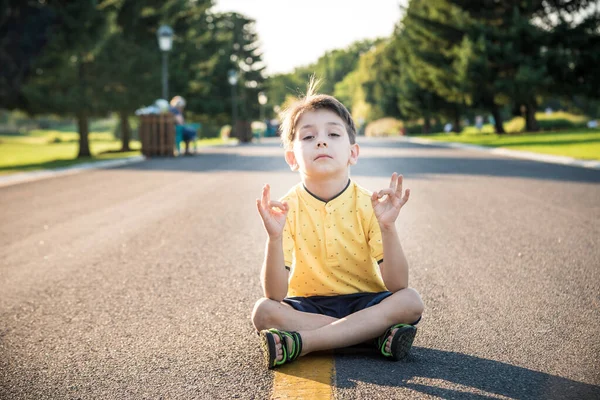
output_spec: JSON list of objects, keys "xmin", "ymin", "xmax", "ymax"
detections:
[
  {"xmin": 256, "ymin": 184, "xmax": 288, "ymax": 216},
  {"xmin": 371, "ymin": 172, "xmax": 411, "ymax": 205}
]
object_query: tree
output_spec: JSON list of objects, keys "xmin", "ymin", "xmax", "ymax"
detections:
[
  {"xmin": 266, "ymin": 39, "xmax": 379, "ymax": 112},
  {"xmin": 445, "ymin": 0, "xmax": 599, "ymax": 132},
  {"xmin": 538, "ymin": 1, "xmax": 600, "ymax": 102},
  {"xmin": 355, "ymin": 42, "xmax": 401, "ymax": 120},
  {"xmin": 395, "ymin": 0, "xmax": 468, "ymax": 132},
  {"xmin": 307, "ymin": 40, "xmax": 380, "ymax": 95},
  {"xmin": 96, "ymin": 0, "xmax": 214, "ymax": 150},
  {"xmin": 94, "ymin": 0, "xmax": 163, "ymax": 151},
  {"xmin": 189, "ymin": 12, "xmax": 266, "ymax": 142},
  {"xmin": 0, "ymin": 1, "xmax": 56, "ymax": 110},
  {"xmin": 21, "ymin": 1, "xmax": 108, "ymax": 157}
]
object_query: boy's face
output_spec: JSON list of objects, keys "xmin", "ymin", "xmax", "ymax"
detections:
[{"xmin": 285, "ymin": 109, "xmax": 359, "ymax": 178}]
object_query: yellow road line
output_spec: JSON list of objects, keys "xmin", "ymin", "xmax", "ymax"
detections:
[{"xmin": 272, "ymin": 352, "xmax": 334, "ymax": 400}]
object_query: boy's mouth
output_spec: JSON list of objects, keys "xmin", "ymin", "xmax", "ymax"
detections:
[{"xmin": 314, "ymin": 154, "xmax": 332, "ymax": 160}]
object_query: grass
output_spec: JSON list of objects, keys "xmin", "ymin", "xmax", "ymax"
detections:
[
  {"xmin": 0, "ymin": 130, "xmax": 236, "ymax": 176},
  {"xmin": 415, "ymin": 128, "xmax": 600, "ymax": 161}
]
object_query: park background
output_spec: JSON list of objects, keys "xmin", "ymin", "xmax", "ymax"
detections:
[{"xmin": 1, "ymin": 0, "xmax": 599, "ymax": 174}]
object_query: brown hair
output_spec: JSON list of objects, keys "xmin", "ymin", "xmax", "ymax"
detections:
[{"xmin": 280, "ymin": 77, "xmax": 356, "ymax": 150}]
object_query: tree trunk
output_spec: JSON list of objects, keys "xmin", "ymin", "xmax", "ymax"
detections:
[
  {"xmin": 236, "ymin": 120, "xmax": 253, "ymax": 143},
  {"xmin": 525, "ymin": 101, "xmax": 538, "ymax": 132},
  {"xmin": 77, "ymin": 112, "xmax": 91, "ymax": 158},
  {"xmin": 452, "ymin": 113, "xmax": 461, "ymax": 133},
  {"xmin": 76, "ymin": 57, "xmax": 91, "ymax": 158},
  {"xmin": 119, "ymin": 110, "xmax": 131, "ymax": 152},
  {"xmin": 491, "ymin": 104, "xmax": 505, "ymax": 134},
  {"xmin": 422, "ymin": 116, "xmax": 431, "ymax": 134}
]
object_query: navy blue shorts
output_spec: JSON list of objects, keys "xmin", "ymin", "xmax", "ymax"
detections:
[{"xmin": 282, "ymin": 292, "xmax": 396, "ymax": 319}]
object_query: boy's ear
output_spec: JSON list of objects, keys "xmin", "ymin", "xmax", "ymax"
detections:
[
  {"xmin": 285, "ymin": 150, "xmax": 299, "ymax": 171},
  {"xmin": 348, "ymin": 143, "xmax": 360, "ymax": 166}
]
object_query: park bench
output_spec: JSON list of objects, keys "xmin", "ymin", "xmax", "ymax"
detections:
[{"xmin": 175, "ymin": 122, "xmax": 201, "ymax": 155}]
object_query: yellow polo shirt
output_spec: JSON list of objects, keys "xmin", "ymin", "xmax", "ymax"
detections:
[{"xmin": 281, "ymin": 180, "xmax": 387, "ymax": 297}]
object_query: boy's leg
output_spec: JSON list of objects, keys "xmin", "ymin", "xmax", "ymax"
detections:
[
  {"xmin": 298, "ymin": 288, "xmax": 423, "ymax": 356},
  {"xmin": 252, "ymin": 297, "xmax": 338, "ymax": 332}
]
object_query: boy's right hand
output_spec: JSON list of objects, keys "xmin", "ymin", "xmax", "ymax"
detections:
[{"xmin": 256, "ymin": 184, "xmax": 289, "ymax": 239}]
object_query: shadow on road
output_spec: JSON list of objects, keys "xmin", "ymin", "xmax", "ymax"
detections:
[
  {"xmin": 333, "ymin": 347, "xmax": 600, "ymax": 399},
  {"xmin": 115, "ymin": 141, "xmax": 600, "ymax": 183}
]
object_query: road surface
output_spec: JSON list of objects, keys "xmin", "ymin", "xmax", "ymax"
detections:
[{"xmin": 1, "ymin": 138, "xmax": 599, "ymax": 399}]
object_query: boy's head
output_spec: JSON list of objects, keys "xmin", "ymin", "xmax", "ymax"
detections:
[
  {"xmin": 280, "ymin": 79, "xmax": 359, "ymax": 176},
  {"xmin": 280, "ymin": 81, "xmax": 357, "ymax": 151}
]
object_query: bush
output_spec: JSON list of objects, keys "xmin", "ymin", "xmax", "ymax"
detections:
[
  {"xmin": 199, "ymin": 121, "xmax": 222, "ymax": 139},
  {"xmin": 365, "ymin": 118, "xmax": 403, "ymax": 137},
  {"xmin": 220, "ymin": 125, "xmax": 232, "ymax": 140},
  {"xmin": 504, "ymin": 117, "xmax": 525, "ymax": 133},
  {"xmin": 537, "ymin": 118, "xmax": 587, "ymax": 130},
  {"xmin": 404, "ymin": 122, "xmax": 445, "ymax": 135},
  {"xmin": 504, "ymin": 112, "xmax": 589, "ymax": 133}
]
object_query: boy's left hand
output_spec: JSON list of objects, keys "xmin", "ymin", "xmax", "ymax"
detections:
[{"xmin": 371, "ymin": 172, "xmax": 410, "ymax": 230}]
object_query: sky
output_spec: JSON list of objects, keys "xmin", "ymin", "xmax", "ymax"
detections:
[{"xmin": 212, "ymin": 0, "xmax": 407, "ymax": 75}]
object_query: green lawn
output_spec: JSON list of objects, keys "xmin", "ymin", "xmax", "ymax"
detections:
[
  {"xmin": 414, "ymin": 128, "xmax": 600, "ymax": 161},
  {"xmin": 0, "ymin": 132, "xmax": 236, "ymax": 175}
]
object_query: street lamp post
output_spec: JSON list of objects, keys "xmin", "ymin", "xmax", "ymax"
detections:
[
  {"xmin": 228, "ymin": 69, "xmax": 238, "ymax": 138},
  {"xmin": 258, "ymin": 91, "xmax": 268, "ymax": 140},
  {"xmin": 157, "ymin": 25, "xmax": 174, "ymax": 100}
]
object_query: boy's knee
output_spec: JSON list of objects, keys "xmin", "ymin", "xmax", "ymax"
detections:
[
  {"xmin": 251, "ymin": 297, "xmax": 280, "ymax": 331},
  {"xmin": 405, "ymin": 287, "xmax": 425, "ymax": 320},
  {"xmin": 390, "ymin": 287, "xmax": 424, "ymax": 322}
]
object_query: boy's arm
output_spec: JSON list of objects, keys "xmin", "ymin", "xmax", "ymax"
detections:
[
  {"xmin": 378, "ymin": 226, "xmax": 409, "ymax": 292},
  {"xmin": 260, "ymin": 236, "xmax": 289, "ymax": 301},
  {"xmin": 256, "ymin": 184, "xmax": 290, "ymax": 301},
  {"xmin": 371, "ymin": 173, "xmax": 411, "ymax": 292}
]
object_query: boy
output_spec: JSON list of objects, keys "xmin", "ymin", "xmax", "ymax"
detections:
[{"xmin": 253, "ymin": 83, "xmax": 424, "ymax": 369}]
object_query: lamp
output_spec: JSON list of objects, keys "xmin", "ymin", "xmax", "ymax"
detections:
[
  {"xmin": 258, "ymin": 92, "xmax": 267, "ymax": 139},
  {"xmin": 228, "ymin": 69, "xmax": 238, "ymax": 138},
  {"xmin": 156, "ymin": 25, "xmax": 174, "ymax": 100}
]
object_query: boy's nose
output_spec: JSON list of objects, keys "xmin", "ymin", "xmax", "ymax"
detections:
[{"xmin": 317, "ymin": 141, "xmax": 328, "ymax": 148}]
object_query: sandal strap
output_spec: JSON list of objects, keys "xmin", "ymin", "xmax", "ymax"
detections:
[
  {"xmin": 378, "ymin": 324, "xmax": 410, "ymax": 357},
  {"xmin": 286, "ymin": 331, "xmax": 302, "ymax": 362},
  {"xmin": 267, "ymin": 329, "xmax": 303, "ymax": 366}
]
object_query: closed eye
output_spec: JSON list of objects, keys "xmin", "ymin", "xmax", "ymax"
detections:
[
  {"xmin": 329, "ymin": 133, "xmax": 340, "ymax": 137},
  {"xmin": 302, "ymin": 135, "xmax": 314, "ymax": 141}
]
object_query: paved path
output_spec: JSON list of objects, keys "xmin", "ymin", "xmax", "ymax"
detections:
[{"xmin": 1, "ymin": 138, "xmax": 599, "ymax": 399}]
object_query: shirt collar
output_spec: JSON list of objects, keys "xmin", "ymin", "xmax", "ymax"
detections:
[{"xmin": 300, "ymin": 179, "xmax": 352, "ymax": 208}]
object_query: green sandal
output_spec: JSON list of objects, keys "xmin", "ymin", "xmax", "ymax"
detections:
[
  {"xmin": 259, "ymin": 328, "xmax": 303, "ymax": 369},
  {"xmin": 377, "ymin": 324, "xmax": 417, "ymax": 361}
]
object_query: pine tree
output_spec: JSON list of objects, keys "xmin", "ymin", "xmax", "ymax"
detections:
[
  {"xmin": 189, "ymin": 11, "xmax": 265, "ymax": 142},
  {"xmin": 0, "ymin": 0, "xmax": 56, "ymax": 110},
  {"xmin": 21, "ymin": 1, "xmax": 108, "ymax": 157},
  {"xmin": 396, "ymin": 0, "xmax": 467, "ymax": 132}
]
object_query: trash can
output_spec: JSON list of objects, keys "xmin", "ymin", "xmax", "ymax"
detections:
[{"xmin": 138, "ymin": 114, "xmax": 176, "ymax": 156}]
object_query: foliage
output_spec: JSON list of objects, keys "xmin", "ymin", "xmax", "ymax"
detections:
[
  {"xmin": 364, "ymin": 118, "xmax": 403, "ymax": 137},
  {"xmin": 415, "ymin": 128, "xmax": 600, "ymax": 160},
  {"xmin": 266, "ymin": 39, "xmax": 379, "ymax": 112},
  {"xmin": 1, "ymin": 0, "xmax": 267, "ymax": 153},
  {"xmin": 0, "ymin": 0, "xmax": 57, "ymax": 110},
  {"xmin": 504, "ymin": 112, "xmax": 589, "ymax": 133}
]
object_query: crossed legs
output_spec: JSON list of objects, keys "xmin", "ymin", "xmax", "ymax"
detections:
[{"xmin": 252, "ymin": 288, "xmax": 424, "ymax": 360}]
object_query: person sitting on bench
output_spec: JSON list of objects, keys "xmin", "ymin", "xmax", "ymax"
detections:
[{"xmin": 170, "ymin": 96, "xmax": 196, "ymax": 155}]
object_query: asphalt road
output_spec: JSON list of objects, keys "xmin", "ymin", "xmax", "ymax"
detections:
[{"xmin": 1, "ymin": 137, "xmax": 599, "ymax": 399}]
